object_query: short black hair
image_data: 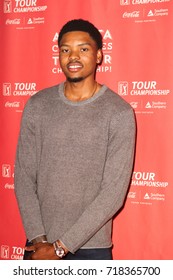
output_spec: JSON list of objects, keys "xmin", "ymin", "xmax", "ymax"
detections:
[{"xmin": 58, "ymin": 19, "xmax": 103, "ymax": 49}]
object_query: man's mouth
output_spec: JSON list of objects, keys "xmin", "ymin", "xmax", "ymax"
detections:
[{"xmin": 67, "ymin": 63, "xmax": 83, "ymax": 72}]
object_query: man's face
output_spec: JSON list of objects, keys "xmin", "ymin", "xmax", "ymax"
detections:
[{"xmin": 59, "ymin": 31, "xmax": 102, "ymax": 82}]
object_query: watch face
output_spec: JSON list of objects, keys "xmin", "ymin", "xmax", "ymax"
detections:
[
  {"xmin": 55, "ymin": 246, "xmax": 65, "ymax": 258},
  {"xmin": 53, "ymin": 241, "xmax": 65, "ymax": 258}
]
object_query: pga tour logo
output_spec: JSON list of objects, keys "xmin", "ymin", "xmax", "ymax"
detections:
[
  {"xmin": 4, "ymin": 0, "xmax": 12, "ymax": 13},
  {"xmin": 2, "ymin": 164, "xmax": 11, "ymax": 178},
  {"xmin": 118, "ymin": 81, "xmax": 128, "ymax": 95},
  {"xmin": 120, "ymin": 0, "xmax": 130, "ymax": 5},
  {"xmin": 3, "ymin": 83, "xmax": 11, "ymax": 96},
  {"xmin": 1, "ymin": 245, "xmax": 10, "ymax": 259}
]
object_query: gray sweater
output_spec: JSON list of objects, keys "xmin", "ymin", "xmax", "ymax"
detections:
[{"xmin": 14, "ymin": 83, "xmax": 136, "ymax": 253}]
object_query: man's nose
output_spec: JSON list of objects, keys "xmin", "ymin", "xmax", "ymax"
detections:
[{"xmin": 68, "ymin": 50, "xmax": 80, "ymax": 61}]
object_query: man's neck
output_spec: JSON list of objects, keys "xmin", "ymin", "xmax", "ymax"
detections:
[{"xmin": 64, "ymin": 80, "xmax": 100, "ymax": 102}]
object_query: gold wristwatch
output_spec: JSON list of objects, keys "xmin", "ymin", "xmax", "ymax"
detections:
[{"xmin": 53, "ymin": 240, "xmax": 66, "ymax": 258}]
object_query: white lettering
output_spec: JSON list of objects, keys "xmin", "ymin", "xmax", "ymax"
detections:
[
  {"xmin": 133, "ymin": 172, "xmax": 155, "ymax": 181},
  {"xmin": 52, "ymin": 45, "xmax": 59, "ymax": 52},
  {"xmin": 14, "ymin": 6, "xmax": 47, "ymax": 13},
  {"xmin": 15, "ymin": 0, "xmax": 37, "ymax": 7},
  {"xmin": 5, "ymin": 101, "xmax": 20, "ymax": 108},
  {"xmin": 123, "ymin": 11, "xmax": 140, "ymax": 18},
  {"xmin": 52, "ymin": 68, "xmax": 62, "ymax": 74},
  {"xmin": 132, "ymin": 81, "xmax": 157, "ymax": 89},
  {"xmin": 97, "ymin": 66, "xmax": 112, "ymax": 73},
  {"xmin": 102, "ymin": 42, "xmax": 112, "ymax": 51},
  {"xmin": 103, "ymin": 55, "xmax": 111, "ymax": 64},
  {"xmin": 14, "ymin": 83, "xmax": 36, "ymax": 90},
  {"xmin": 132, "ymin": 0, "xmax": 169, "ymax": 4},
  {"xmin": 53, "ymin": 32, "xmax": 59, "ymax": 42},
  {"xmin": 6, "ymin": 19, "xmax": 20, "ymax": 25},
  {"xmin": 52, "ymin": 56, "xmax": 59, "ymax": 65},
  {"xmin": 130, "ymin": 89, "xmax": 169, "ymax": 95},
  {"xmin": 13, "ymin": 91, "xmax": 37, "ymax": 96},
  {"xmin": 11, "ymin": 255, "xmax": 23, "ymax": 260},
  {"xmin": 99, "ymin": 30, "xmax": 112, "ymax": 40},
  {"xmin": 4, "ymin": 184, "xmax": 14, "ymax": 189},
  {"xmin": 12, "ymin": 247, "xmax": 24, "ymax": 255}
]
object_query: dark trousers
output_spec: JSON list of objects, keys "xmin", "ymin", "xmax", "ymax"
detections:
[
  {"xmin": 63, "ymin": 247, "xmax": 112, "ymax": 260},
  {"xmin": 23, "ymin": 240, "xmax": 112, "ymax": 260}
]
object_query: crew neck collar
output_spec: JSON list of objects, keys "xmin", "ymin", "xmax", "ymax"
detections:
[{"xmin": 58, "ymin": 82, "xmax": 107, "ymax": 106}]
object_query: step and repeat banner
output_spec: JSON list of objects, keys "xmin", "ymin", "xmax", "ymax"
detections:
[{"xmin": 0, "ymin": 0, "xmax": 172, "ymax": 260}]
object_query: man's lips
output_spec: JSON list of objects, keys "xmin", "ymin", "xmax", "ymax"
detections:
[{"xmin": 67, "ymin": 63, "xmax": 83, "ymax": 72}]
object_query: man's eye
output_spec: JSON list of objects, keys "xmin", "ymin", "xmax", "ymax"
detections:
[
  {"xmin": 61, "ymin": 49, "xmax": 69, "ymax": 53},
  {"xmin": 81, "ymin": 48, "xmax": 88, "ymax": 52}
]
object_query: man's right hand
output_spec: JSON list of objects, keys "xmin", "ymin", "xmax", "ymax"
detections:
[{"xmin": 25, "ymin": 242, "xmax": 60, "ymax": 260}]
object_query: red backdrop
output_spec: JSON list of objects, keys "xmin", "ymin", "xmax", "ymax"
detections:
[{"xmin": 0, "ymin": 0, "xmax": 173, "ymax": 260}]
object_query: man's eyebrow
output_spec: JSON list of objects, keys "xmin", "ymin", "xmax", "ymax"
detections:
[
  {"xmin": 60, "ymin": 43, "xmax": 92, "ymax": 47},
  {"xmin": 78, "ymin": 43, "xmax": 92, "ymax": 46}
]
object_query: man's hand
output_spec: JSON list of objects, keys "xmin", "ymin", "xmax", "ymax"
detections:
[{"xmin": 25, "ymin": 242, "xmax": 60, "ymax": 260}]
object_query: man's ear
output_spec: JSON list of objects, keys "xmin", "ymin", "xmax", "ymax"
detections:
[{"xmin": 96, "ymin": 49, "xmax": 103, "ymax": 65}]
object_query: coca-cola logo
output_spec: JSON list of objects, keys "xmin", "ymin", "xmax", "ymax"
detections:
[
  {"xmin": 6, "ymin": 18, "xmax": 21, "ymax": 25},
  {"xmin": 123, "ymin": 11, "xmax": 140, "ymax": 18},
  {"xmin": 5, "ymin": 101, "xmax": 20, "ymax": 107}
]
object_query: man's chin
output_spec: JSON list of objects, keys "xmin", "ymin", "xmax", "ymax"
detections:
[{"xmin": 67, "ymin": 77, "xmax": 84, "ymax": 83}]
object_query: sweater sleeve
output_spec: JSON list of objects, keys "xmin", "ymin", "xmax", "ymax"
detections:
[
  {"xmin": 14, "ymin": 99, "xmax": 46, "ymax": 241},
  {"xmin": 60, "ymin": 107, "xmax": 136, "ymax": 253}
]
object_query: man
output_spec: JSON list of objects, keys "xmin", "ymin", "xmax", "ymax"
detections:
[{"xmin": 14, "ymin": 19, "xmax": 136, "ymax": 260}]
